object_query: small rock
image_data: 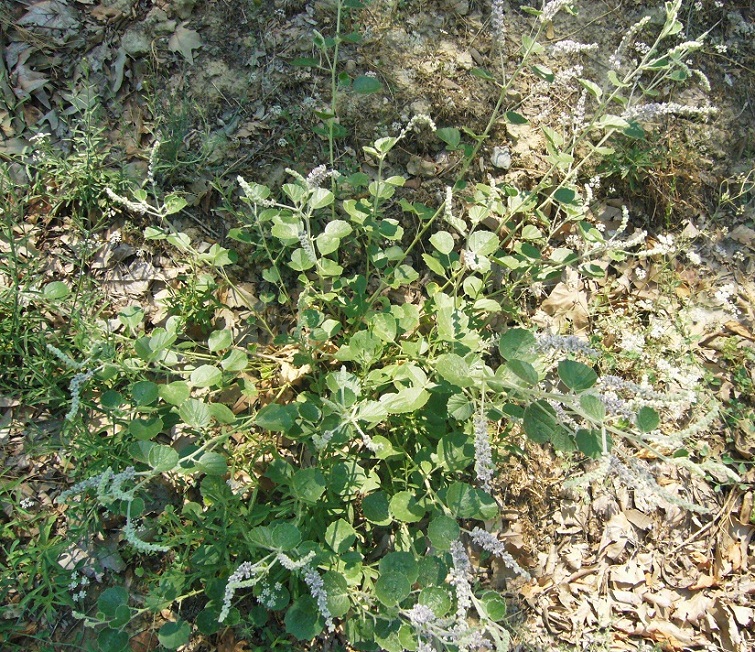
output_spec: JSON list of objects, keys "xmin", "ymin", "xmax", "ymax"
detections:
[{"xmin": 491, "ymin": 145, "xmax": 511, "ymax": 169}]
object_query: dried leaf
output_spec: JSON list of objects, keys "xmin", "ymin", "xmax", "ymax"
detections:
[{"xmin": 168, "ymin": 23, "xmax": 203, "ymax": 65}]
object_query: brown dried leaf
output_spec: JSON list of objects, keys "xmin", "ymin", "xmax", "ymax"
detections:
[{"xmin": 168, "ymin": 23, "xmax": 203, "ymax": 65}]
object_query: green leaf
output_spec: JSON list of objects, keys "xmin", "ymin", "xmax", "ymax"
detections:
[
  {"xmin": 578, "ymin": 78, "xmax": 602, "ymax": 99},
  {"xmin": 179, "ymin": 398, "xmax": 212, "ymax": 429},
  {"xmin": 325, "ymin": 518, "xmax": 357, "ymax": 553},
  {"xmin": 443, "ymin": 482, "xmax": 498, "ymax": 520},
  {"xmin": 436, "ymin": 127, "xmax": 461, "ymax": 150},
  {"xmin": 131, "ymin": 381, "xmax": 159, "ymax": 406},
  {"xmin": 255, "ymin": 403, "xmax": 293, "ymax": 431},
  {"xmin": 553, "ymin": 187, "xmax": 577, "ymax": 205},
  {"xmin": 97, "ymin": 628, "xmax": 130, "ymax": 652},
  {"xmin": 159, "ymin": 381, "xmax": 190, "ymax": 406},
  {"xmin": 164, "ymin": 194, "xmax": 187, "ymax": 215},
  {"xmin": 128, "ymin": 416, "xmax": 163, "ymax": 441},
  {"xmin": 427, "ymin": 515, "xmax": 460, "ymax": 552},
  {"xmin": 479, "ymin": 590, "xmax": 507, "ymax": 621},
  {"xmin": 522, "ymin": 400, "xmax": 560, "ymax": 444},
  {"xmin": 352, "ymin": 75, "xmax": 382, "ymax": 94},
  {"xmin": 362, "ymin": 491, "xmax": 392, "ymax": 525},
  {"xmin": 98, "ymin": 587, "xmax": 129, "ymax": 619},
  {"xmin": 499, "ymin": 329, "xmax": 538, "ymax": 362},
  {"xmin": 380, "ymin": 387, "xmax": 429, "ymax": 414},
  {"xmin": 504, "ymin": 111, "xmax": 528, "ymax": 125},
  {"xmin": 285, "ymin": 595, "xmax": 323, "ymax": 640},
  {"xmin": 379, "ymin": 551, "xmax": 419, "ymax": 584},
  {"xmin": 290, "ymin": 56, "xmax": 320, "ymax": 67},
  {"xmin": 190, "ymin": 365, "xmax": 223, "ymax": 388},
  {"xmin": 389, "ymin": 491, "xmax": 426, "ymax": 523},
  {"xmin": 291, "ymin": 468, "xmax": 327, "ymax": 504},
  {"xmin": 309, "ymin": 187, "xmax": 334, "ymax": 210},
  {"xmin": 289, "ymin": 247, "xmax": 317, "ymax": 271},
  {"xmin": 419, "ymin": 587, "xmax": 452, "ymax": 617},
  {"xmin": 272, "ymin": 522, "xmax": 302, "ymax": 549},
  {"xmin": 429, "ymin": 230, "xmax": 455, "ymax": 254},
  {"xmin": 558, "ymin": 360, "xmax": 597, "ymax": 391},
  {"xmin": 579, "ymin": 394, "xmax": 606, "ymax": 421},
  {"xmin": 375, "ymin": 572, "xmax": 411, "ymax": 607},
  {"xmin": 371, "ymin": 312, "xmax": 397, "ymax": 343},
  {"xmin": 323, "ymin": 572, "xmax": 350, "ymax": 618},
  {"xmin": 470, "ymin": 66, "xmax": 496, "ymax": 81},
  {"xmin": 148, "ymin": 444, "xmax": 179, "ymax": 472},
  {"xmin": 575, "ymin": 428, "xmax": 608, "ymax": 458},
  {"xmin": 208, "ymin": 329, "xmax": 233, "ymax": 352},
  {"xmin": 221, "ymin": 349, "xmax": 248, "ymax": 372},
  {"xmin": 505, "ymin": 359, "xmax": 539, "ymax": 387},
  {"xmin": 158, "ymin": 620, "xmax": 191, "ymax": 650},
  {"xmin": 196, "ymin": 452, "xmax": 227, "ymax": 476},
  {"xmin": 435, "ymin": 353, "xmax": 474, "ymax": 387},
  {"xmin": 43, "ymin": 281, "xmax": 70, "ymax": 300},
  {"xmin": 636, "ymin": 406, "xmax": 660, "ymax": 433}
]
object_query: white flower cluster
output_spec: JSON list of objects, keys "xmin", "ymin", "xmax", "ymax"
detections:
[
  {"xmin": 550, "ymin": 40, "xmax": 598, "ymax": 56},
  {"xmin": 619, "ymin": 331, "xmax": 645, "ymax": 354},
  {"xmin": 623, "ymin": 102, "xmax": 717, "ymax": 123},
  {"xmin": 609, "ymin": 15, "xmax": 651, "ymax": 70},
  {"xmin": 449, "ymin": 540, "xmax": 473, "ymax": 633},
  {"xmin": 536, "ymin": 333, "xmax": 598, "ymax": 357},
  {"xmin": 257, "ymin": 581, "xmax": 283, "ymax": 609},
  {"xmin": 68, "ymin": 571, "xmax": 90, "ymax": 603},
  {"xmin": 539, "ymin": 0, "xmax": 572, "ymax": 23},
  {"xmin": 276, "ymin": 550, "xmax": 315, "ymax": 571},
  {"xmin": 219, "ymin": 560, "xmax": 266, "ymax": 622},
  {"xmin": 302, "ymin": 564, "xmax": 333, "ymax": 631},
  {"xmin": 66, "ymin": 369, "xmax": 95, "ymax": 421},
  {"xmin": 490, "ymin": 0, "xmax": 506, "ymax": 41},
  {"xmin": 237, "ymin": 176, "xmax": 275, "ymax": 207},
  {"xmin": 105, "ymin": 187, "xmax": 150, "ymax": 215},
  {"xmin": 472, "ymin": 413, "xmax": 494, "ymax": 493},
  {"xmin": 124, "ymin": 513, "xmax": 170, "ymax": 554},
  {"xmin": 147, "ymin": 139, "xmax": 160, "ymax": 187},
  {"xmin": 298, "ymin": 229, "xmax": 317, "ymax": 262},
  {"xmin": 469, "ymin": 527, "xmax": 530, "ymax": 579},
  {"xmin": 312, "ymin": 428, "xmax": 336, "ymax": 451},
  {"xmin": 305, "ymin": 164, "xmax": 339, "ymax": 189},
  {"xmin": 402, "ymin": 114, "xmax": 437, "ymax": 136}
]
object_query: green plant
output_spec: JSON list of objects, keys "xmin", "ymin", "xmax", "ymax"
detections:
[{"xmin": 2, "ymin": 2, "xmax": 738, "ymax": 651}]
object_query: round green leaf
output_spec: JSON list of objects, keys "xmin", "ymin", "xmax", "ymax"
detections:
[
  {"xmin": 375, "ymin": 572, "xmax": 411, "ymax": 607},
  {"xmin": 362, "ymin": 491, "xmax": 392, "ymax": 525},
  {"xmin": 100, "ymin": 390, "xmax": 124, "ymax": 410},
  {"xmin": 379, "ymin": 552, "xmax": 418, "ymax": 584},
  {"xmin": 427, "ymin": 515, "xmax": 460, "ymax": 552},
  {"xmin": 131, "ymin": 381, "xmax": 159, "ymax": 406},
  {"xmin": 323, "ymin": 571, "xmax": 350, "ymax": 618},
  {"xmin": 158, "ymin": 620, "xmax": 191, "ymax": 650},
  {"xmin": 195, "ymin": 452, "xmax": 227, "ymax": 476},
  {"xmin": 221, "ymin": 349, "xmax": 248, "ymax": 372},
  {"xmin": 579, "ymin": 394, "xmax": 606, "ymax": 421},
  {"xmin": 443, "ymin": 482, "xmax": 498, "ymax": 520},
  {"xmin": 98, "ymin": 586, "xmax": 129, "ymax": 619},
  {"xmin": 636, "ymin": 406, "xmax": 660, "ymax": 433},
  {"xmin": 523, "ymin": 400, "xmax": 560, "ymax": 444},
  {"xmin": 352, "ymin": 75, "xmax": 383, "ymax": 94},
  {"xmin": 429, "ymin": 230, "xmax": 455, "ymax": 254},
  {"xmin": 272, "ymin": 522, "xmax": 302, "ymax": 550},
  {"xmin": 558, "ymin": 360, "xmax": 597, "ymax": 392},
  {"xmin": 128, "ymin": 416, "xmax": 163, "ymax": 441},
  {"xmin": 419, "ymin": 586, "xmax": 452, "ymax": 617},
  {"xmin": 291, "ymin": 468, "xmax": 326, "ymax": 504},
  {"xmin": 178, "ymin": 398, "xmax": 212, "ymax": 429},
  {"xmin": 147, "ymin": 444, "xmax": 179, "ymax": 471},
  {"xmin": 97, "ymin": 628, "xmax": 130, "ymax": 652},
  {"xmin": 325, "ymin": 518, "xmax": 357, "ymax": 553},
  {"xmin": 208, "ymin": 329, "xmax": 233, "ymax": 352},
  {"xmin": 389, "ymin": 491, "xmax": 426, "ymax": 523},
  {"xmin": 190, "ymin": 364, "xmax": 223, "ymax": 388},
  {"xmin": 499, "ymin": 329, "xmax": 537, "ymax": 362},
  {"xmin": 479, "ymin": 590, "xmax": 507, "ymax": 621},
  {"xmin": 284, "ymin": 595, "xmax": 323, "ymax": 640},
  {"xmin": 159, "ymin": 381, "xmax": 190, "ymax": 406},
  {"xmin": 43, "ymin": 281, "xmax": 70, "ymax": 300}
]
